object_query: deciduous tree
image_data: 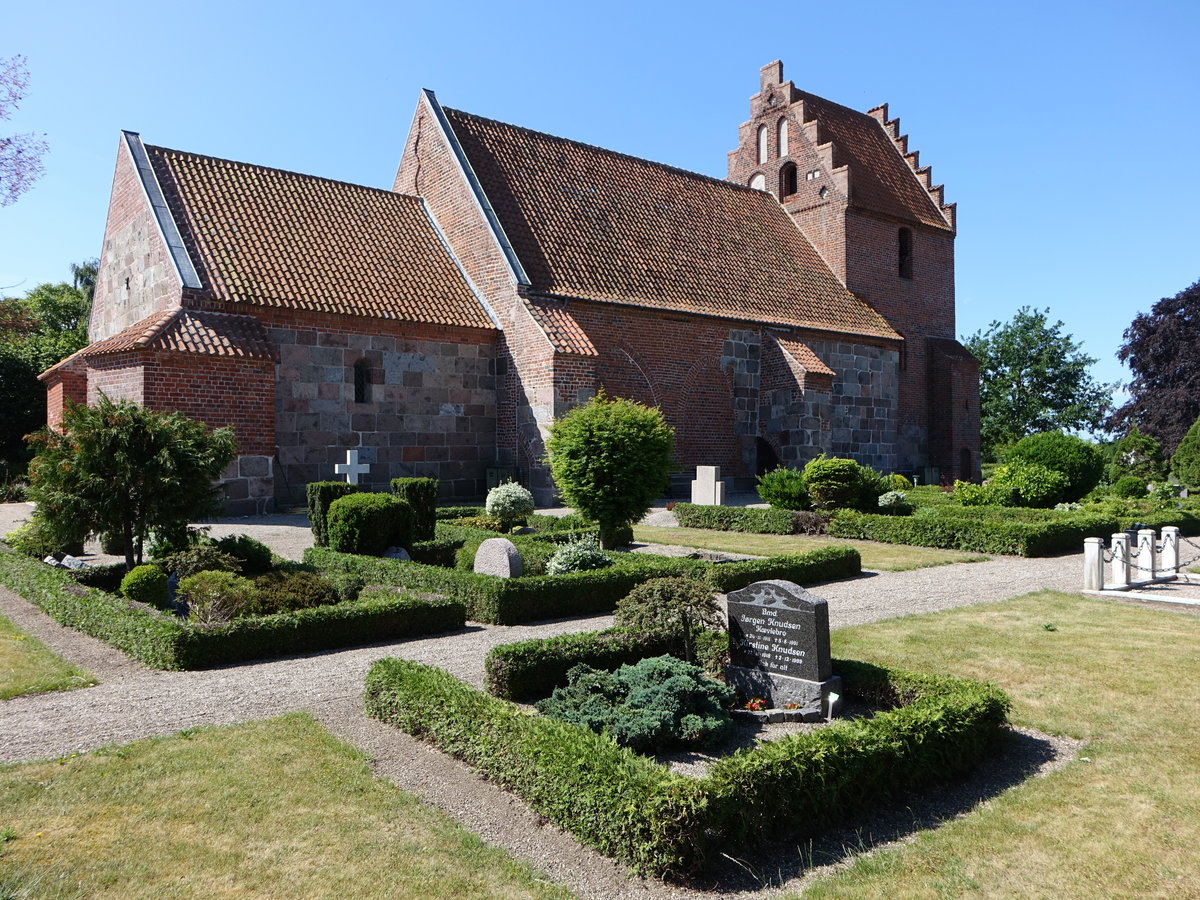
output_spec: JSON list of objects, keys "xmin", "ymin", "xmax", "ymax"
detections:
[
  {"xmin": 0, "ymin": 55, "xmax": 48, "ymax": 206},
  {"xmin": 964, "ymin": 307, "xmax": 1111, "ymax": 458},
  {"xmin": 1109, "ymin": 279, "xmax": 1200, "ymax": 455}
]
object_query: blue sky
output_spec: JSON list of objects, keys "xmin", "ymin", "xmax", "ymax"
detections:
[{"xmin": 3, "ymin": 0, "xmax": 1196, "ymax": 394}]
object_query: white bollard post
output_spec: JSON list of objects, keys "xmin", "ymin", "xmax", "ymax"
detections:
[
  {"xmin": 1110, "ymin": 533, "xmax": 1130, "ymax": 589},
  {"xmin": 1083, "ymin": 537, "xmax": 1105, "ymax": 591},
  {"xmin": 1160, "ymin": 526, "xmax": 1180, "ymax": 579},
  {"xmin": 1138, "ymin": 529, "xmax": 1158, "ymax": 583}
]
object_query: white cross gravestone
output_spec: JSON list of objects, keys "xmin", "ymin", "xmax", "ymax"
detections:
[
  {"xmin": 691, "ymin": 465, "xmax": 726, "ymax": 506},
  {"xmin": 335, "ymin": 449, "xmax": 371, "ymax": 485}
]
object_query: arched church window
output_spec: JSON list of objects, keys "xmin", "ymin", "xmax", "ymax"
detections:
[
  {"xmin": 352, "ymin": 358, "xmax": 371, "ymax": 403},
  {"xmin": 749, "ymin": 173, "xmax": 766, "ymax": 191},
  {"xmin": 777, "ymin": 118, "xmax": 789, "ymax": 157},
  {"xmin": 756, "ymin": 125, "xmax": 769, "ymax": 164},
  {"xmin": 779, "ymin": 162, "xmax": 798, "ymax": 198},
  {"xmin": 898, "ymin": 227, "xmax": 913, "ymax": 279}
]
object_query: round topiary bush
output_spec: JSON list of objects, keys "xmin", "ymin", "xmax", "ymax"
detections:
[
  {"xmin": 179, "ymin": 570, "xmax": 258, "ymax": 623},
  {"xmin": 884, "ymin": 473, "xmax": 914, "ymax": 491},
  {"xmin": 1171, "ymin": 413, "xmax": 1200, "ymax": 487},
  {"xmin": 485, "ymin": 481, "xmax": 535, "ymax": 530},
  {"xmin": 214, "ymin": 533, "xmax": 274, "ymax": 576},
  {"xmin": 1008, "ymin": 431, "xmax": 1104, "ymax": 501},
  {"xmin": 535, "ymin": 654, "xmax": 735, "ymax": 753},
  {"xmin": 1111, "ymin": 475, "xmax": 1148, "ymax": 499},
  {"xmin": 802, "ymin": 455, "xmax": 881, "ymax": 511},
  {"xmin": 120, "ymin": 564, "xmax": 168, "ymax": 608},
  {"xmin": 545, "ymin": 534, "xmax": 612, "ymax": 575},
  {"xmin": 327, "ymin": 492, "xmax": 414, "ymax": 556},
  {"xmin": 756, "ymin": 466, "xmax": 808, "ymax": 510}
]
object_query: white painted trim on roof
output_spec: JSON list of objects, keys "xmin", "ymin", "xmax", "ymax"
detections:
[
  {"xmin": 417, "ymin": 197, "xmax": 503, "ymax": 331},
  {"xmin": 419, "ymin": 90, "xmax": 531, "ymax": 287},
  {"xmin": 122, "ymin": 131, "xmax": 202, "ymax": 290}
]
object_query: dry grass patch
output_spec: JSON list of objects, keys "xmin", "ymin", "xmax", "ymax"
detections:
[
  {"xmin": 0, "ymin": 713, "xmax": 573, "ymax": 900},
  {"xmin": 0, "ymin": 612, "xmax": 93, "ymax": 700},
  {"xmin": 795, "ymin": 592, "xmax": 1200, "ymax": 899},
  {"xmin": 632, "ymin": 525, "xmax": 987, "ymax": 571}
]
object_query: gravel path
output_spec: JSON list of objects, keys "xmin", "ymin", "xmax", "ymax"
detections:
[{"xmin": 0, "ymin": 502, "xmax": 1094, "ymax": 898}]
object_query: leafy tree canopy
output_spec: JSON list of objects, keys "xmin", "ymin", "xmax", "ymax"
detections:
[
  {"xmin": 544, "ymin": 392, "xmax": 674, "ymax": 548},
  {"xmin": 27, "ymin": 396, "xmax": 237, "ymax": 570},
  {"xmin": 1109, "ymin": 278, "xmax": 1200, "ymax": 455},
  {"xmin": 0, "ymin": 55, "xmax": 48, "ymax": 206},
  {"xmin": 964, "ymin": 306, "xmax": 1112, "ymax": 459}
]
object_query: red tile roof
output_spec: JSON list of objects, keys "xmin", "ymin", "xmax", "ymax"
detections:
[
  {"xmin": 796, "ymin": 92, "xmax": 950, "ymax": 231},
  {"xmin": 79, "ymin": 309, "xmax": 277, "ymax": 361},
  {"xmin": 523, "ymin": 299, "xmax": 598, "ymax": 357},
  {"xmin": 444, "ymin": 109, "xmax": 899, "ymax": 341},
  {"xmin": 144, "ymin": 145, "xmax": 496, "ymax": 330},
  {"xmin": 772, "ymin": 335, "xmax": 835, "ymax": 377}
]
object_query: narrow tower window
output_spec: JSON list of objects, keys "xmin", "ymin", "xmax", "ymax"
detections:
[
  {"xmin": 898, "ymin": 227, "xmax": 913, "ymax": 280},
  {"xmin": 779, "ymin": 161, "xmax": 798, "ymax": 198},
  {"xmin": 353, "ymin": 358, "xmax": 371, "ymax": 403},
  {"xmin": 749, "ymin": 173, "xmax": 766, "ymax": 191},
  {"xmin": 756, "ymin": 125, "xmax": 769, "ymax": 164},
  {"xmin": 777, "ymin": 118, "xmax": 789, "ymax": 157}
]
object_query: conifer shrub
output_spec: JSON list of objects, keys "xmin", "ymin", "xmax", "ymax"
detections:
[
  {"xmin": 545, "ymin": 534, "xmax": 612, "ymax": 575},
  {"xmin": 119, "ymin": 564, "xmax": 168, "ymax": 608},
  {"xmin": 884, "ymin": 473, "xmax": 914, "ymax": 491},
  {"xmin": 327, "ymin": 492, "xmax": 414, "ymax": 556},
  {"xmin": 535, "ymin": 655, "xmax": 735, "ymax": 753},
  {"xmin": 179, "ymin": 571, "xmax": 258, "ymax": 624},
  {"xmin": 249, "ymin": 570, "xmax": 339, "ymax": 614},
  {"xmin": 1107, "ymin": 426, "xmax": 1168, "ymax": 484},
  {"xmin": 755, "ymin": 466, "xmax": 808, "ymax": 510},
  {"xmin": 802, "ymin": 455, "xmax": 882, "ymax": 511},
  {"xmin": 1171, "ymin": 413, "xmax": 1200, "ymax": 487},
  {"xmin": 213, "ymin": 533, "xmax": 274, "ymax": 576},
  {"xmin": 1111, "ymin": 475, "xmax": 1148, "ymax": 499},
  {"xmin": 1008, "ymin": 431, "xmax": 1104, "ymax": 501},
  {"xmin": 157, "ymin": 545, "xmax": 241, "ymax": 579},
  {"xmin": 485, "ymin": 481, "xmax": 535, "ymax": 530},
  {"xmin": 305, "ymin": 481, "xmax": 359, "ymax": 548},
  {"xmin": 390, "ymin": 477, "xmax": 439, "ymax": 541}
]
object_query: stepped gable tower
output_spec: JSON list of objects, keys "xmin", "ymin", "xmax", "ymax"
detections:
[{"xmin": 728, "ymin": 61, "xmax": 978, "ymax": 480}]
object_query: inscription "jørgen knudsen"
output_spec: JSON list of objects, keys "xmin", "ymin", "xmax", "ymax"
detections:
[{"xmin": 726, "ymin": 581, "xmax": 831, "ymax": 682}]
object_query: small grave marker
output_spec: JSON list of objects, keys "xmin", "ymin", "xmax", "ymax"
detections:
[
  {"xmin": 691, "ymin": 465, "xmax": 726, "ymax": 506},
  {"xmin": 335, "ymin": 449, "xmax": 371, "ymax": 485},
  {"xmin": 473, "ymin": 537, "xmax": 523, "ymax": 578},
  {"xmin": 725, "ymin": 579, "xmax": 841, "ymax": 720}
]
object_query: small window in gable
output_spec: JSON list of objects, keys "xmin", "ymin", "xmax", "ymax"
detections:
[
  {"xmin": 898, "ymin": 227, "xmax": 914, "ymax": 280},
  {"xmin": 756, "ymin": 125, "xmax": 769, "ymax": 164},
  {"xmin": 749, "ymin": 173, "xmax": 767, "ymax": 191},
  {"xmin": 777, "ymin": 118, "xmax": 789, "ymax": 157},
  {"xmin": 779, "ymin": 161, "xmax": 798, "ymax": 198},
  {"xmin": 353, "ymin": 358, "xmax": 371, "ymax": 403}
]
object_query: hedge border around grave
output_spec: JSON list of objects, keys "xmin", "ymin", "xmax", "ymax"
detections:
[
  {"xmin": 0, "ymin": 547, "xmax": 464, "ymax": 670},
  {"xmin": 363, "ymin": 655, "xmax": 1010, "ymax": 881},
  {"xmin": 672, "ymin": 503, "xmax": 796, "ymax": 534}
]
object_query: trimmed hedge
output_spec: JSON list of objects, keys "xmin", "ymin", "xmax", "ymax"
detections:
[
  {"xmin": 673, "ymin": 503, "xmax": 795, "ymax": 534},
  {"xmin": 391, "ymin": 477, "xmax": 439, "ymax": 541},
  {"xmin": 364, "ymin": 656, "xmax": 1009, "ymax": 880},
  {"xmin": 305, "ymin": 546, "xmax": 697, "ymax": 624},
  {"xmin": 703, "ymin": 545, "xmax": 860, "ymax": 592},
  {"xmin": 328, "ymin": 492, "xmax": 414, "ymax": 556},
  {"xmin": 436, "ymin": 505, "xmax": 485, "ymax": 520},
  {"xmin": 0, "ymin": 548, "xmax": 464, "ymax": 670},
  {"xmin": 306, "ymin": 481, "xmax": 358, "ymax": 547},
  {"xmin": 828, "ymin": 509, "xmax": 1118, "ymax": 556}
]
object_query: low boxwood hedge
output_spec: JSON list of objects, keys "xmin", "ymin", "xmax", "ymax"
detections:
[
  {"xmin": 703, "ymin": 545, "xmax": 860, "ymax": 591},
  {"xmin": 0, "ymin": 548, "xmax": 464, "ymax": 670},
  {"xmin": 364, "ymin": 656, "xmax": 1009, "ymax": 880},
  {"xmin": 672, "ymin": 503, "xmax": 795, "ymax": 534}
]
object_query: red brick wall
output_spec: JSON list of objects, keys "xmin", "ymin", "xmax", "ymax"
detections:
[
  {"xmin": 44, "ymin": 367, "xmax": 87, "ymax": 431},
  {"xmin": 85, "ymin": 353, "xmax": 145, "ymax": 405},
  {"xmin": 90, "ymin": 137, "xmax": 183, "ymax": 341}
]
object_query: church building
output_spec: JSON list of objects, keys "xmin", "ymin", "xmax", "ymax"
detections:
[{"xmin": 42, "ymin": 61, "xmax": 979, "ymax": 512}]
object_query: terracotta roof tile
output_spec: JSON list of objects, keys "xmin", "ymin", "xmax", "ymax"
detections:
[
  {"xmin": 523, "ymin": 299, "xmax": 598, "ymax": 356},
  {"xmin": 444, "ymin": 109, "xmax": 899, "ymax": 341},
  {"xmin": 772, "ymin": 335, "xmax": 835, "ymax": 377},
  {"xmin": 79, "ymin": 309, "xmax": 278, "ymax": 361},
  {"xmin": 143, "ymin": 145, "xmax": 495, "ymax": 330},
  {"xmin": 797, "ymin": 92, "xmax": 950, "ymax": 230}
]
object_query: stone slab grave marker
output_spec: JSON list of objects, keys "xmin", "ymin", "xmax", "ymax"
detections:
[
  {"xmin": 725, "ymin": 579, "xmax": 842, "ymax": 721},
  {"xmin": 691, "ymin": 465, "xmax": 726, "ymax": 506},
  {"xmin": 473, "ymin": 537, "xmax": 523, "ymax": 578},
  {"xmin": 335, "ymin": 449, "xmax": 370, "ymax": 485}
]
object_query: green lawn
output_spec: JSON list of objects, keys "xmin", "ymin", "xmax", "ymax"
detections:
[
  {"xmin": 633, "ymin": 525, "xmax": 988, "ymax": 571},
  {"xmin": 798, "ymin": 592, "xmax": 1200, "ymax": 898},
  {"xmin": 0, "ymin": 714, "xmax": 572, "ymax": 900},
  {"xmin": 0, "ymin": 612, "xmax": 93, "ymax": 700}
]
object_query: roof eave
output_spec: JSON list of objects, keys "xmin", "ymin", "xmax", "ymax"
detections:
[{"xmin": 121, "ymin": 132, "xmax": 203, "ymax": 291}]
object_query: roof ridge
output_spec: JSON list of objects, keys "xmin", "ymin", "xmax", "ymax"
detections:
[
  {"xmin": 143, "ymin": 143, "xmax": 423, "ymax": 204},
  {"xmin": 443, "ymin": 107, "xmax": 763, "ymax": 195}
]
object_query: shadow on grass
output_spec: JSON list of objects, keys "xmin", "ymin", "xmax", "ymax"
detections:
[{"xmin": 695, "ymin": 726, "xmax": 1078, "ymax": 893}]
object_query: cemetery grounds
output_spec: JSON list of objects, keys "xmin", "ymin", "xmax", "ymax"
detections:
[{"xmin": 1, "ymin": 502, "xmax": 1198, "ymax": 898}]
